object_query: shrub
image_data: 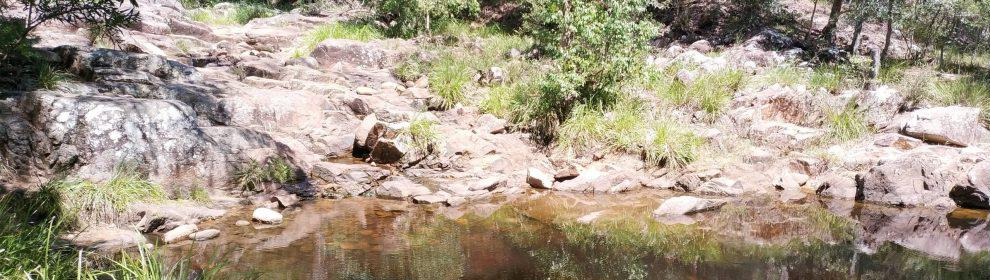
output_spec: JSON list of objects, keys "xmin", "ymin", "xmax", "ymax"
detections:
[
  {"xmin": 375, "ymin": 0, "xmax": 481, "ymax": 38},
  {"xmin": 393, "ymin": 56, "xmax": 426, "ymax": 82},
  {"xmin": 752, "ymin": 64, "xmax": 806, "ymax": 88},
  {"xmin": 428, "ymin": 54, "xmax": 474, "ymax": 109},
  {"xmin": 190, "ymin": 187, "xmax": 211, "ymax": 203},
  {"xmin": 36, "ymin": 63, "xmax": 64, "ymax": 90},
  {"xmin": 521, "ymin": 0, "xmax": 658, "ymax": 138},
  {"xmin": 405, "ymin": 116, "xmax": 442, "ymax": 153},
  {"xmin": 54, "ymin": 164, "xmax": 166, "ymax": 225}
]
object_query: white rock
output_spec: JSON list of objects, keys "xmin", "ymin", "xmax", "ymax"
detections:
[
  {"xmin": 652, "ymin": 196, "xmax": 725, "ymax": 217},
  {"xmin": 526, "ymin": 168, "xmax": 554, "ymax": 189},
  {"xmin": 252, "ymin": 208, "xmax": 283, "ymax": 224},
  {"xmin": 163, "ymin": 224, "xmax": 199, "ymax": 244},
  {"xmin": 235, "ymin": 220, "xmax": 251, "ymax": 226},
  {"xmin": 188, "ymin": 229, "xmax": 220, "ymax": 241}
]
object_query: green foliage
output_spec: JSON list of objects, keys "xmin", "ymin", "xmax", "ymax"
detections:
[
  {"xmin": 0, "ymin": 187, "xmax": 74, "ymax": 279},
  {"xmin": 557, "ymin": 102, "xmax": 646, "ymax": 153},
  {"xmin": 428, "ymin": 54, "xmax": 474, "ymax": 109},
  {"xmin": 393, "ymin": 56, "xmax": 426, "ymax": 82},
  {"xmin": 642, "ymin": 121, "xmax": 705, "ymax": 168},
  {"xmin": 524, "ymin": 0, "xmax": 659, "ymax": 130},
  {"xmin": 932, "ymin": 76, "xmax": 990, "ymax": 120},
  {"xmin": 375, "ymin": 0, "xmax": 480, "ymax": 37},
  {"xmin": 293, "ymin": 22, "xmax": 384, "ymax": 58},
  {"xmin": 190, "ymin": 187, "xmax": 211, "ymax": 203},
  {"xmin": 86, "ymin": 246, "xmax": 226, "ymax": 280},
  {"xmin": 809, "ymin": 64, "xmax": 849, "ymax": 93},
  {"xmin": 752, "ymin": 64, "xmax": 806, "ymax": 88},
  {"xmin": 479, "ymin": 82, "xmax": 530, "ymax": 120},
  {"xmin": 233, "ymin": 157, "xmax": 298, "ymax": 191},
  {"xmin": 650, "ymin": 68, "xmax": 746, "ymax": 120},
  {"xmin": 188, "ymin": 3, "xmax": 277, "ymax": 25},
  {"xmin": 54, "ymin": 165, "xmax": 166, "ymax": 225},
  {"xmin": 36, "ymin": 63, "xmax": 64, "ymax": 90},
  {"xmin": 825, "ymin": 101, "xmax": 870, "ymax": 142},
  {"xmin": 404, "ymin": 115, "xmax": 442, "ymax": 155}
]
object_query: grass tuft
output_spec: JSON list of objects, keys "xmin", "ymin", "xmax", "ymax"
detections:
[
  {"xmin": 55, "ymin": 165, "xmax": 166, "ymax": 225},
  {"xmin": 642, "ymin": 121, "xmax": 706, "ymax": 169},
  {"xmin": 233, "ymin": 157, "xmax": 298, "ymax": 192},
  {"xmin": 293, "ymin": 22, "xmax": 383, "ymax": 58},
  {"xmin": 37, "ymin": 63, "xmax": 64, "ymax": 90},
  {"xmin": 188, "ymin": 3, "xmax": 277, "ymax": 26},
  {"xmin": 932, "ymin": 76, "xmax": 990, "ymax": 120},
  {"xmin": 405, "ymin": 115, "xmax": 442, "ymax": 154},
  {"xmin": 825, "ymin": 101, "xmax": 870, "ymax": 142},
  {"xmin": 429, "ymin": 54, "xmax": 474, "ymax": 109}
]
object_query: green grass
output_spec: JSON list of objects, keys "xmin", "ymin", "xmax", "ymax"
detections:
[
  {"xmin": 393, "ymin": 56, "xmax": 426, "ymax": 82},
  {"xmin": 188, "ymin": 3, "xmax": 277, "ymax": 26},
  {"xmin": 87, "ymin": 246, "xmax": 226, "ymax": 280},
  {"xmin": 55, "ymin": 165, "xmax": 166, "ymax": 225},
  {"xmin": 190, "ymin": 187, "xmax": 210, "ymax": 203},
  {"xmin": 429, "ymin": 54, "xmax": 474, "ymax": 109},
  {"xmin": 825, "ymin": 101, "xmax": 870, "ymax": 142},
  {"xmin": 803, "ymin": 206, "xmax": 854, "ymax": 241},
  {"xmin": 932, "ymin": 76, "xmax": 990, "ymax": 120},
  {"xmin": 650, "ymin": 68, "xmax": 745, "ymax": 120},
  {"xmin": 233, "ymin": 157, "xmax": 298, "ymax": 191},
  {"xmin": 36, "ymin": 63, "xmax": 63, "ymax": 90},
  {"xmin": 292, "ymin": 22, "xmax": 384, "ymax": 58},
  {"xmin": 809, "ymin": 64, "xmax": 849, "ymax": 93},
  {"xmin": 752, "ymin": 64, "xmax": 806, "ymax": 88},
  {"xmin": 642, "ymin": 121, "xmax": 705, "ymax": 169},
  {"xmin": 405, "ymin": 115, "xmax": 441, "ymax": 153}
]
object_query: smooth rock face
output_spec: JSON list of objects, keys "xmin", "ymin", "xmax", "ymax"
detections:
[
  {"xmin": 652, "ymin": 196, "xmax": 725, "ymax": 217},
  {"xmin": 188, "ymin": 229, "xmax": 220, "ymax": 241},
  {"xmin": 163, "ymin": 224, "xmax": 199, "ymax": 243},
  {"xmin": 898, "ymin": 106, "xmax": 989, "ymax": 147},
  {"xmin": 66, "ymin": 227, "xmax": 148, "ymax": 252},
  {"xmin": 860, "ymin": 149, "xmax": 965, "ymax": 208},
  {"xmin": 253, "ymin": 208, "xmax": 283, "ymax": 224},
  {"xmin": 526, "ymin": 168, "xmax": 554, "ymax": 189},
  {"xmin": 378, "ymin": 178, "xmax": 431, "ymax": 198},
  {"xmin": 814, "ymin": 172, "xmax": 859, "ymax": 199}
]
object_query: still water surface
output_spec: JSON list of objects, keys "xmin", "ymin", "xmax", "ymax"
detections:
[{"xmin": 165, "ymin": 191, "xmax": 990, "ymax": 279}]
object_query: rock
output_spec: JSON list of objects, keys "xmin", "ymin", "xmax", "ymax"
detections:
[
  {"xmin": 814, "ymin": 172, "xmax": 859, "ymax": 199},
  {"xmin": 65, "ymin": 227, "xmax": 147, "ymax": 252},
  {"xmin": 368, "ymin": 136, "xmax": 409, "ymax": 164},
  {"xmin": 551, "ymin": 169, "xmax": 643, "ymax": 193},
  {"xmin": 526, "ymin": 168, "xmax": 554, "ymax": 189},
  {"xmin": 481, "ymin": 66, "xmax": 506, "ymax": 85},
  {"xmin": 132, "ymin": 203, "xmax": 226, "ymax": 233},
  {"xmin": 898, "ymin": 106, "xmax": 990, "ymax": 147},
  {"xmin": 378, "ymin": 178, "xmax": 432, "ymax": 198},
  {"xmin": 860, "ymin": 148, "xmax": 968, "ymax": 208},
  {"xmin": 252, "ymin": 208, "xmax": 283, "ymax": 224},
  {"xmin": 413, "ymin": 194, "xmax": 448, "ymax": 204},
  {"xmin": 675, "ymin": 69, "xmax": 697, "ymax": 84},
  {"xmin": 235, "ymin": 220, "xmax": 251, "ymax": 226},
  {"xmin": 353, "ymin": 114, "xmax": 385, "ymax": 157},
  {"xmin": 309, "ymin": 39, "xmax": 412, "ymax": 68},
  {"xmin": 474, "ymin": 114, "xmax": 507, "ymax": 134},
  {"xmin": 644, "ymin": 177, "xmax": 676, "ymax": 189},
  {"xmin": 163, "ymin": 224, "xmax": 199, "ymax": 243},
  {"xmin": 688, "ymin": 40, "xmax": 713, "ymax": 53},
  {"xmin": 773, "ymin": 171, "xmax": 810, "ymax": 190},
  {"xmin": 554, "ymin": 166, "xmax": 580, "ymax": 182},
  {"xmin": 695, "ymin": 177, "xmax": 745, "ymax": 196},
  {"xmin": 188, "ymin": 229, "xmax": 220, "ymax": 241},
  {"xmin": 310, "ymin": 162, "xmax": 389, "ymax": 196},
  {"xmin": 471, "ymin": 177, "xmax": 505, "ymax": 191},
  {"xmin": 950, "ymin": 161, "xmax": 990, "ymax": 209},
  {"xmin": 240, "ymin": 59, "xmax": 281, "ymax": 79},
  {"xmin": 858, "ymin": 86, "xmax": 904, "ymax": 127},
  {"xmin": 271, "ymin": 194, "xmax": 299, "ymax": 208},
  {"xmin": 779, "ymin": 189, "xmax": 807, "ymax": 203},
  {"xmin": 446, "ymin": 196, "xmax": 467, "ymax": 207},
  {"xmin": 347, "ymin": 98, "xmax": 373, "ymax": 116},
  {"xmin": 355, "ymin": 86, "xmax": 377, "ymax": 95},
  {"xmin": 874, "ymin": 133, "xmax": 922, "ymax": 150},
  {"xmin": 576, "ymin": 211, "xmax": 604, "ymax": 224},
  {"xmin": 652, "ymin": 196, "xmax": 725, "ymax": 217}
]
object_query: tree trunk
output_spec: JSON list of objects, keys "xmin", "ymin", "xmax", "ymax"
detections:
[
  {"xmin": 819, "ymin": 0, "xmax": 844, "ymax": 44},
  {"xmin": 880, "ymin": 0, "xmax": 895, "ymax": 60},
  {"xmin": 807, "ymin": 0, "xmax": 819, "ymax": 41},
  {"xmin": 849, "ymin": 19, "xmax": 865, "ymax": 54}
]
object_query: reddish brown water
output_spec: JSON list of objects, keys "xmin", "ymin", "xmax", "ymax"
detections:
[{"xmin": 164, "ymin": 190, "xmax": 990, "ymax": 279}]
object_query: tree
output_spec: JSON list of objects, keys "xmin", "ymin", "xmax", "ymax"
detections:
[
  {"xmin": 819, "ymin": 0, "xmax": 844, "ymax": 44},
  {"xmin": 1, "ymin": 0, "xmax": 139, "ymax": 60}
]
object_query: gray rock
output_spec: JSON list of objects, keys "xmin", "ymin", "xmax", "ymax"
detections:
[
  {"xmin": 950, "ymin": 161, "xmax": 990, "ymax": 209},
  {"xmin": 526, "ymin": 168, "xmax": 554, "ymax": 189},
  {"xmin": 688, "ymin": 40, "xmax": 713, "ymax": 53},
  {"xmin": 814, "ymin": 172, "xmax": 859, "ymax": 199},
  {"xmin": 252, "ymin": 208, "xmax": 283, "ymax": 224},
  {"xmin": 898, "ymin": 106, "xmax": 990, "ymax": 147},
  {"xmin": 271, "ymin": 194, "xmax": 299, "ymax": 208},
  {"xmin": 695, "ymin": 177, "xmax": 744, "ymax": 196},
  {"xmin": 65, "ymin": 226, "xmax": 147, "ymax": 252},
  {"xmin": 163, "ymin": 224, "xmax": 199, "ymax": 243},
  {"xmin": 412, "ymin": 194, "xmax": 448, "ymax": 204},
  {"xmin": 860, "ymin": 149, "xmax": 967, "ymax": 208},
  {"xmin": 188, "ymin": 229, "xmax": 220, "ymax": 241},
  {"xmin": 652, "ymin": 196, "xmax": 725, "ymax": 217},
  {"xmin": 474, "ymin": 114, "xmax": 507, "ymax": 134}
]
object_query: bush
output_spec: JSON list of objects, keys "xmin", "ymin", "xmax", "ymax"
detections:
[
  {"xmin": 642, "ymin": 121, "xmax": 705, "ymax": 169},
  {"xmin": 405, "ymin": 116, "xmax": 442, "ymax": 153},
  {"xmin": 521, "ymin": 0, "xmax": 658, "ymax": 139},
  {"xmin": 233, "ymin": 157, "xmax": 298, "ymax": 191},
  {"xmin": 375, "ymin": 0, "xmax": 480, "ymax": 38},
  {"xmin": 54, "ymin": 165, "xmax": 167, "ymax": 225},
  {"xmin": 933, "ymin": 76, "xmax": 990, "ymax": 120}
]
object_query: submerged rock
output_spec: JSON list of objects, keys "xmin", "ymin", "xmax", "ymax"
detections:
[
  {"xmin": 188, "ymin": 229, "xmax": 220, "ymax": 241},
  {"xmin": 253, "ymin": 208, "xmax": 283, "ymax": 224},
  {"xmin": 652, "ymin": 196, "xmax": 726, "ymax": 217},
  {"xmin": 163, "ymin": 224, "xmax": 199, "ymax": 243}
]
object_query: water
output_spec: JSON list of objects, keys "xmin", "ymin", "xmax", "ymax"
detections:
[{"xmin": 164, "ymin": 190, "xmax": 990, "ymax": 279}]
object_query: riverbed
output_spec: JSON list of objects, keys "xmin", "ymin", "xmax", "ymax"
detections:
[{"xmin": 163, "ymin": 190, "xmax": 990, "ymax": 279}]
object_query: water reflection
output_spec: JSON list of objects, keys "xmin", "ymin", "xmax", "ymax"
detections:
[{"xmin": 167, "ymin": 192, "xmax": 990, "ymax": 279}]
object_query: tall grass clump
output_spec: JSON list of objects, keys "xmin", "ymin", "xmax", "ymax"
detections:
[
  {"xmin": 932, "ymin": 76, "xmax": 990, "ymax": 120},
  {"xmin": 642, "ymin": 121, "xmax": 705, "ymax": 168},
  {"xmin": 293, "ymin": 22, "xmax": 383, "ymax": 58},
  {"xmin": 55, "ymin": 165, "xmax": 166, "ymax": 224},
  {"xmin": 404, "ymin": 115, "xmax": 442, "ymax": 154},
  {"xmin": 556, "ymin": 102, "xmax": 646, "ymax": 153},
  {"xmin": 0, "ymin": 187, "xmax": 76, "ymax": 279},
  {"xmin": 233, "ymin": 157, "xmax": 298, "ymax": 191},
  {"xmin": 87, "ymin": 246, "xmax": 226, "ymax": 280},
  {"xmin": 429, "ymin": 54, "xmax": 474, "ymax": 109},
  {"xmin": 809, "ymin": 64, "xmax": 849, "ymax": 93},
  {"xmin": 188, "ymin": 3, "xmax": 277, "ymax": 26},
  {"xmin": 825, "ymin": 101, "xmax": 870, "ymax": 142},
  {"xmin": 752, "ymin": 64, "xmax": 806, "ymax": 88},
  {"xmin": 651, "ymin": 68, "xmax": 745, "ymax": 120}
]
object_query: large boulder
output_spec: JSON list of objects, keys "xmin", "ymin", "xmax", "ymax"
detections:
[
  {"xmin": 950, "ymin": 160, "xmax": 990, "ymax": 209},
  {"xmin": 351, "ymin": 114, "xmax": 408, "ymax": 163},
  {"xmin": 377, "ymin": 177, "xmax": 432, "ymax": 198},
  {"xmin": 897, "ymin": 106, "xmax": 989, "ymax": 147},
  {"xmin": 652, "ymin": 196, "xmax": 725, "ymax": 217},
  {"xmin": 860, "ymin": 147, "xmax": 971, "ymax": 208},
  {"xmin": 310, "ymin": 162, "xmax": 389, "ymax": 196},
  {"xmin": 309, "ymin": 39, "xmax": 413, "ymax": 69}
]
